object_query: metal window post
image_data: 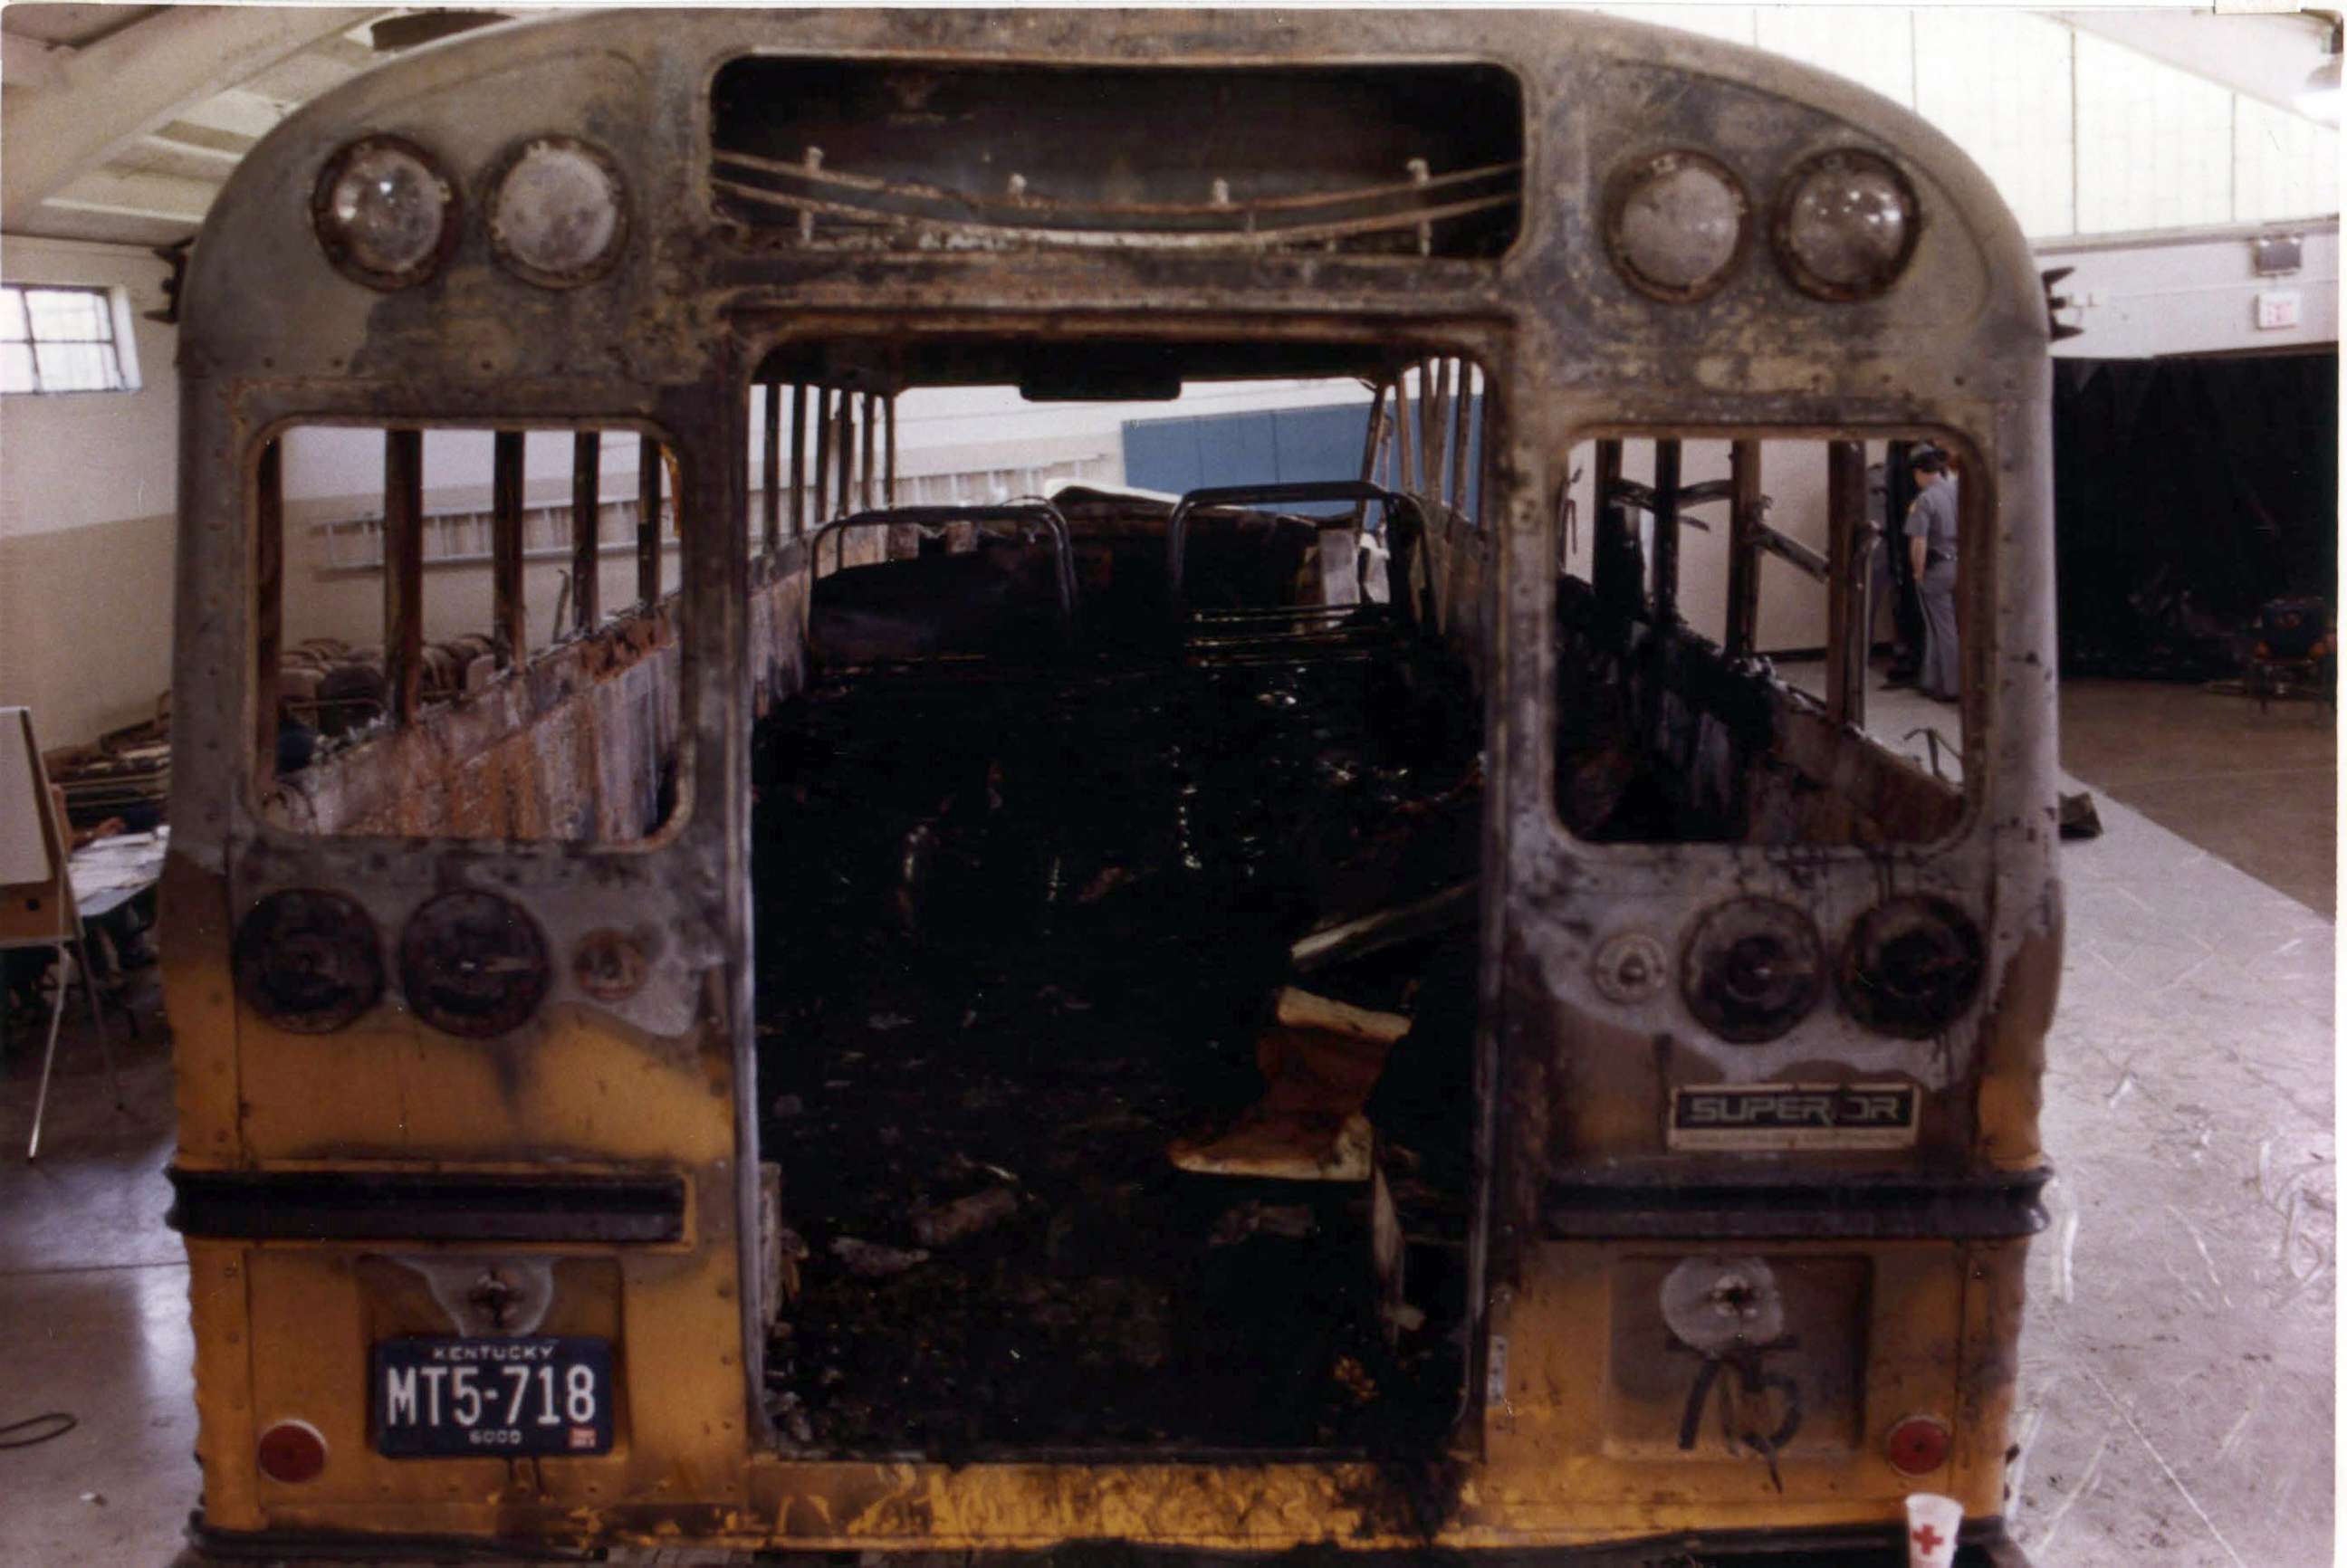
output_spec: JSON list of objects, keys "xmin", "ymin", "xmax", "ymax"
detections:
[
  {"xmin": 762, "ymin": 383, "xmax": 782, "ymax": 554},
  {"xmin": 254, "ymin": 439, "xmax": 283, "ymax": 770},
  {"xmin": 859, "ymin": 390, "xmax": 878, "ymax": 515},
  {"xmin": 492, "ymin": 429, "xmax": 526, "ymax": 664},
  {"xmin": 789, "ymin": 384, "xmax": 809, "ymax": 538},
  {"xmin": 1651, "ymin": 438, "xmax": 1681, "ymax": 625},
  {"xmin": 812, "ymin": 387, "xmax": 834, "ymax": 528},
  {"xmin": 571, "ymin": 431, "xmax": 601, "ymax": 633},
  {"xmin": 383, "ymin": 428, "xmax": 425, "ymax": 723},
  {"xmin": 1826, "ymin": 439, "xmax": 1867, "ymax": 726},
  {"xmin": 637, "ymin": 435, "xmax": 662, "ymax": 606},
  {"xmin": 1725, "ymin": 440, "xmax": 1762, "ymax": 656}
]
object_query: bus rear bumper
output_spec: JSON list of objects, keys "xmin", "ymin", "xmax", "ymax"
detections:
[{"xmin": 177, "ymin": 1519, "xmax": 2033, "ymax": 1567}]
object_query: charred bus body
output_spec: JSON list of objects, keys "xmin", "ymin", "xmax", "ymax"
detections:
[{"xmin": 164, "ymin": 10, "xmax": 2056, "ymax": 1563}]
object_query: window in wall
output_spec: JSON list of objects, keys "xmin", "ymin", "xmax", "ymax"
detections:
[{"xmin": 0, "ymin": 284, "xmax": 139, "ymax": 395}]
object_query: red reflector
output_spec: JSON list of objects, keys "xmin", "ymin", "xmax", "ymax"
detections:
[
  {"xmin": 256, "ymin": 1419, "xmax": 328, "ymax": 1485},
  {"xmin": 1886, "ymin": 1414, "xmax": 1950, "ymax": 1476}
]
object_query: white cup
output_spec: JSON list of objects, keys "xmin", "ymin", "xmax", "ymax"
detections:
[{"xmin": 1904, "ymin": 1492, "xmax": 1964, "ymax": 1568}]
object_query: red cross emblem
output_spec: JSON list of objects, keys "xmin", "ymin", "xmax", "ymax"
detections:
[{"xmin": 1911, "ymin": 1522, "xmax": 1947, "ymax": 1555}]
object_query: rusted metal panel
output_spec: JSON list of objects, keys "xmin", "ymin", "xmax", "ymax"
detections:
[{"xmin": 263, "ymin": 609, "xmax": 677, "ymax": 839}]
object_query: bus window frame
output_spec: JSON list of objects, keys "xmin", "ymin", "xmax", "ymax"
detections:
[
  {"xmin": 243, "ymin": 408, "xmax": 701, "ymax": 856},
  {"xmin": 691, "ymin": 51, "xmax": 1536, "ymax": 272},
  {"xmin": 1540, "ymin": 422, "xmax": 1994, "ymax": 860}
]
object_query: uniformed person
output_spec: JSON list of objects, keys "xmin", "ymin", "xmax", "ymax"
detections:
[{"xmin": 1904, "ymin": 446, "xmax": 1959, "ymax": 703}]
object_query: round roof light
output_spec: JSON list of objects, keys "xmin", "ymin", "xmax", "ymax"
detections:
[
  {"xmin": 311, "ymin": 136, "xmax": 458, "ymax": 291},
  {"xmin": 1774, "ymin": 149, "xmax": 1921, "ymax": 301},
  {"xmin": 488, "ymin": 137, "xmax": 627, "ymax": 288},
  {"xmin": 1604, "ymin": 150, "xmax": 1750, "ymax": 303}
]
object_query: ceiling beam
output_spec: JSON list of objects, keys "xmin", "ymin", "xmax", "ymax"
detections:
[
  {"xmin": 3, "ymin": 5, "xmax": 386, "ymax": 231},
  {"xmin": 39, "ymin": 169, "xmax": 219, "ymax": 226},
  {"xmin": 0, "ymin": 31, "xmax": 72, "ymax": 92},
  {"xmin": 141, "ymin": 131, "xmax": 247, "ymax": 168},
  {"xmin": 2047, "ymin": 9, "xmax": 2339, "ymax": 120},
  {"xmin": 173, "ymin": 89, "xmax": 295, "ymax": 143}
]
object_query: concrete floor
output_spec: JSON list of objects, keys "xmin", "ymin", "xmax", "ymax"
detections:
[
  {"xmin": 0, "ymin": 676, "xmax": 2331, "ymax": 1567},
  {"xmin": 2059, "ymin": 678, "xmax": 2336, "ymax": 918}
]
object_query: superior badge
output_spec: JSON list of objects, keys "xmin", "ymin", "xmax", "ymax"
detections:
[{"xmin": 1668, "ymin": 1083, "xmax": 1920, "ymax": 1151}]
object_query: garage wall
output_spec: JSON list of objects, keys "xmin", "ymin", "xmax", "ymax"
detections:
[
  {"xmin": 2043, "ymin": 223, "xmax": 2341, "ymax": 359},
  {"xmin": 0, "ymin": 238, "xmax": 183, "ymax": 750}
]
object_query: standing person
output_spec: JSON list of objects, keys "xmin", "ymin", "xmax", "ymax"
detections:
[
  {"xmin": 1905, "ymin": 445, "xmax": 1960, "ymax": 702},
  {"xmin": 1863, "ymin": 460, "xmax": 1912, "ymax": 684}
]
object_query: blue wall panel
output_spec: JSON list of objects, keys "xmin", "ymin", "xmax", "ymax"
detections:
[
  {"xmin": 1124, "ymin": 401, "xmax": 1372, "ymax": 514},
  {"xmin": 1126, "ymin": 397, "xmax": 1483, "ymax": 519}
]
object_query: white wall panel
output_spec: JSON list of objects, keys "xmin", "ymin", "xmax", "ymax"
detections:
[
  {"xmin": 1914, "ymin": 10, "xmax": 2077, "ymax": 239},
  {"xmin": 2073, "ymin": 32, "xmax": 2235, "ymax": 234},
  {"xmin": 1752, "ymin": 7, "xmax": 1914, "ymax": 109},
  {"xmin": 2234, "ymin": 97, "xmax": 2342, "ymax": 224}
]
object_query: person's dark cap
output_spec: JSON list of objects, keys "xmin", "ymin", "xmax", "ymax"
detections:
[{"xmin": 1908, "ymin": 445, "xmax": 1949, "ymax": 474}]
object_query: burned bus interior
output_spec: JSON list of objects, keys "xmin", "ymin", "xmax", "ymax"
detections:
[{"xmin": 745, "ymin": 337, "xmax": 1489, "ymax": 1458}]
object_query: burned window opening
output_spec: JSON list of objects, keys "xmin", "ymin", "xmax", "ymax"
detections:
[
  {"xmin": 1555, "ymin": 435, "xmax": 1974, "ymax": 847},
  {"xmin": 257, "ymin": 424, "xmax": 687, "ymax": 842},
  {"xmin": 712, "ymin": 59, "xmax": 1523, "ymax": 257}
]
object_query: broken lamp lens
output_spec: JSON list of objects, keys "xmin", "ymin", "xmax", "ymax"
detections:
[
  {"xmin": 1838, "ymin": 895, "xmax": 1983, "ymax": 1037},
  {"xmin": 1775, "ymin": 150, "xmax": 1918, "ymax": 300},
  {"xmin": 313, "ymin": 138, "xmax": 455, "ymax": 290},
  {"xmin": 1681, "ymin": 896, "xmax": 1825, "ymax": 1043},
  {"xmin": 489, "ymin": 138, "xmax": 627, "ymax": 287},
  {"xmin": 1605, "ymin": 151, "xmax": 1748, "ymax": 301}
]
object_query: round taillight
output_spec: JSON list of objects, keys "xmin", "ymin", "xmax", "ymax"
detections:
[
  {"xmin": 1840, "ymin": 895, "xmax": 1985, "ymax": 1037},
  {"xmin": 256, "ymin": 1419, "xmax": 328, "ymax": 1485},
  {"xmin": 234, "ymin": 889, "xmax": 385, "ymax": 1034},
  {"xmin": 1886, "ymin": 1413, "xmax": 1951, "ymax": 1476},
  {"xmin": 311, "ymin": 135, "xmax": 459, "ymax": 291},
  {"xmin": 1773, "ymin": 148, "xmax": 1920, "ymax": 301},
  {"xmin": 398, "ymin": 890, "xmax": 551, "ymax": 1037},
  {"xmin": 1681, "ymin": 897, "xmax": 1825, "ymax": 1043},
  {"xmin": 1604, "ymin": 149, "xmax": 1750, "ymax": 303},
  {"xmin": 487, "ymin": 136, "xmax": 628, "ymax": 288}
]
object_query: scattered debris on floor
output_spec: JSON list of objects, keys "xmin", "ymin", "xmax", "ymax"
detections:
[{"xmin": 2058, "ymin": 789, "xmax": 2103, "ymax": 840}]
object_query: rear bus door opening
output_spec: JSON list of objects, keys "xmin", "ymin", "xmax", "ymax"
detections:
[{"xmin": 745, "ymin": 343, "xmax": 1498, "ymax": 1459}]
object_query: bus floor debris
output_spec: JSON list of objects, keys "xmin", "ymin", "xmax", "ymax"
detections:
[{"xmin": 751, "ymin": 627, "xmax": 1480, "ymax": 1456}]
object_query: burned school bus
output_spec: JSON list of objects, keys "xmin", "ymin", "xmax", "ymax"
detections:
[{"xmin": 163, "ymin": 9, "xmax": 2057, "ymax": 1564}]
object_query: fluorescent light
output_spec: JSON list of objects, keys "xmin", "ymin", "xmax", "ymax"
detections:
[{"xmin": 2298, "ymin": 54, "xmax": 2342, "ymax": 124}]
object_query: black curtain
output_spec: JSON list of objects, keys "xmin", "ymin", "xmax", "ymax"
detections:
[{"xmin": 2053, "ymin": 350, "xmax": 2337, "ymax": 678}]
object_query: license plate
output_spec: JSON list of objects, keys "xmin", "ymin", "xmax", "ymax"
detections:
[{"xmin": 371, "ymin": 1336, "xmax": 613, "ymax": 1458}]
